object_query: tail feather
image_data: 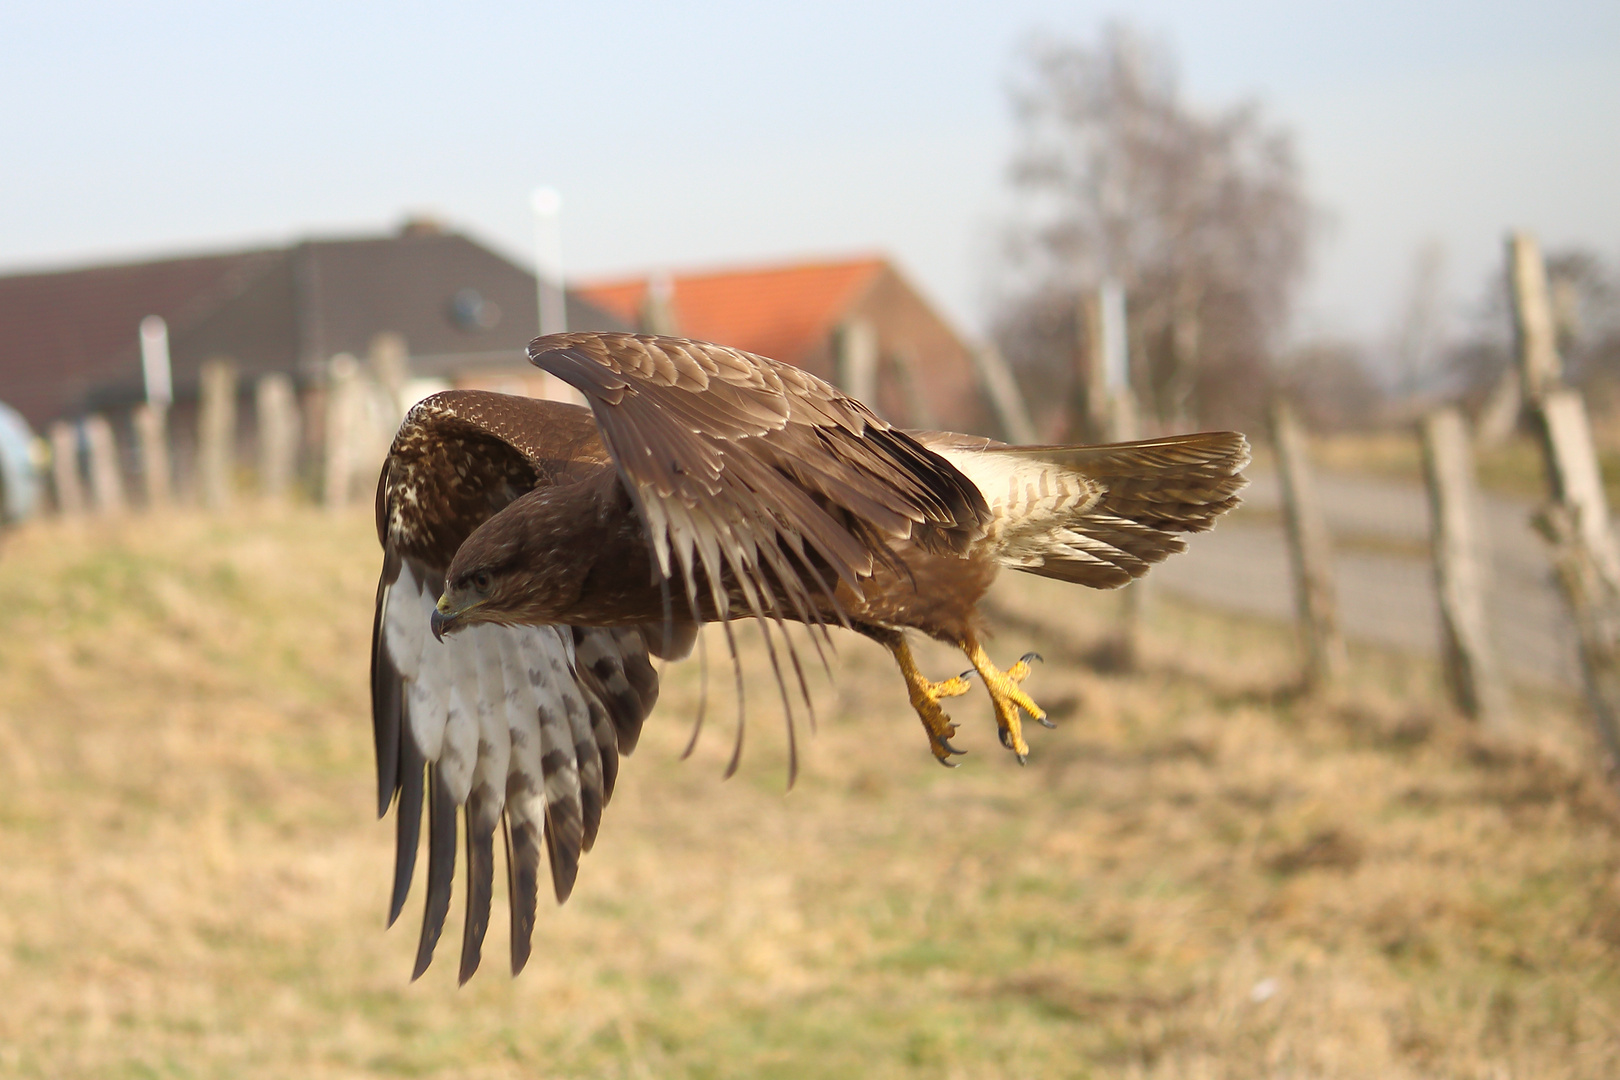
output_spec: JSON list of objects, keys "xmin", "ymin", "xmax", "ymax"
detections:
[{"xmin": 924, "ymin": 431, "xmax": 1249, "ymax": 591}]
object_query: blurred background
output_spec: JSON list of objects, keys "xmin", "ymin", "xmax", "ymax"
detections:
[{"xmin": 3, "ymin": 2, "xmax": 1620, "ymax": 1077}]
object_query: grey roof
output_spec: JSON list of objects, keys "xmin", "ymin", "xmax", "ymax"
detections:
[{"xmin": 0, "ymin": 226, "xmax": 630, "ymax": 427}]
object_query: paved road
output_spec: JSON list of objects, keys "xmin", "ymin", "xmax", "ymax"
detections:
[{"xmin": 1152, "ymin": 466, "xmax": 1581, "ymax": 689}]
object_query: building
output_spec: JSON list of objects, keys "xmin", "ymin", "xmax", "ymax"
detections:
[
  {"xmin": 577, "ymin": 255, "xmax": 993, "ymax": 432},
  {"xmin": 0, "ymin": 234, "xmax": 1007, "ymax": 511},
  {"xmin": 0, "ymin": 219, "xmax": 628, "ymax": 431}
]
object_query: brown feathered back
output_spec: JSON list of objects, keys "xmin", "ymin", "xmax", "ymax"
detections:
[{"xmin": 529, "ymin": 332, "xmax": 989, "ymax": 629}]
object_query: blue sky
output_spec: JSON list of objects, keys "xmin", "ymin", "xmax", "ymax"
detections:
[{"xmin": 3, "ymin": 1, "xmax": 1617, "ymax": 353}]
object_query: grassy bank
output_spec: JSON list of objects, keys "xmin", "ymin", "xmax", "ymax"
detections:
[{"xmin": 0, "ymin": 507, "xmax": 1617, "ymax": 1078}]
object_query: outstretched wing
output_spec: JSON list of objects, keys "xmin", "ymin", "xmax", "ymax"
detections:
[
  {"xmin": 372, "ymin": 391, "xmax": 661, "ymax": 981},
  {"xmin": 527, "ymin": 332, "xmax": 990, "ymax": 632}
]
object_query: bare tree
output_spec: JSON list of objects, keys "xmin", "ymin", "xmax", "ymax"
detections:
[
  {"xmin": 1446, "ymin": 247, "xmax": 1620, "ymax": 417},
  {"xmin": 1277, "ymin": 339, "xmax": 1385, "ymax": 431},
  {"xmin": 995, "ymin": 23, "xmax": 1311, "ymax": 431}
]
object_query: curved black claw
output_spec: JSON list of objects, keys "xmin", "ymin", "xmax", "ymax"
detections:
[
  {"xmin": 1019, "ymin": 651, "xmax": 1044, "ymax": 666},
  {"xmin": 1035, "ymin": 715, "xmax": 1058, "ymax": 729},
  {"xmin": 997, "ymin": 726, "xmax": 1012, "ymax": 750},
  {"xmin": 939, "ymin": 738, "xmax": 967, "ymax": 756},
  {"xmin": 957, "ymin": 668, "xmax": 976, "ymax": 683},
  {"xmin": 1016, "ymin": 752, "xmax": 1028, "ymax": 766}
]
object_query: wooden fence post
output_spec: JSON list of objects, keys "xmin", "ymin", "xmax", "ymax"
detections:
[
  {"xmin": 1269, "ymin": 397, "xmax": 1346, "ymax": 690},
  {"xmin": 1536, "ymin": 502, "xmax": 1620, "ymax": 772},
  {"xmin": 198, "ymin": 358, "xmax": 238, "ymax": 510},
  {"xmin": 835, "ymin": 319, "xmax": 879, "ymax": 407},
  {"xmin": 1509, "ymin": 233, "xmax": 1562, "ymax": 408},
  {"xmin": 1077, "ymin": 291, "xmax": 1107, "ymax": 443},
  {"xmin": 323, "ymin": 355, "xmax": 360, "ymax": 509},
  {"xmin": 1533, "ymin": 390, "xmax": 1620, "ymax": 582},
  {"xmin": 1509, "ymin": 231, "xmax": 1620, "ymax": 775},
  {"xmin": 82, "ymin": 414, "xmax": 125, "ymax": 515},
  {"xmin": 48, "ymin": 421, "xmax": 84, "ymax": 517},
  {"xmin": 638, "ymin": 273, "xmax": 680, "ymax": 336},
  {"xmin": 1103, "ymin": 389, "xmax": 1147, "ymax": 670},
  {"xmin": 971, "ymin": 342, "xmax": 1038, "ymax": 445},
  {"xmin": 368, "ymin": 332, "xmax": 409, "ymax": 425},
  {"xmin": 1421, "ymin": 407, "xmax": 1508, "ymax": 727},
  {"xmin": 1510, "ymin": 231, "xmax": 1620, "ymax": 585},
  {"xmin": 132, "ymin": 404, "xmax": 170, "ymax": 508},
  {"xmin": 256, "ymin": 374, "xmax": 299, "ymax": 501}
]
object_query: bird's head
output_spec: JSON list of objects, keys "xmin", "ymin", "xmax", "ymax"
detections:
[
  {"xmin": 430, "ymin": 490, "xmax": 579, "ymax": 639},
  {"xmin": 431, "ymin": 564, "xmax": 500, "ymax": 640}
]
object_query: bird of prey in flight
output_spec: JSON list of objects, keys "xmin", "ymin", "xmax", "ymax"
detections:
[{"xmin": 372, "ymin": 331, "xmax": 1247, "ymax": 981}]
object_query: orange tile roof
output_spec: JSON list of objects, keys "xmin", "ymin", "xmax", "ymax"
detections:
[{"xmin": 577, "ymin": 256, "xmax": 888, "ymax": 366}]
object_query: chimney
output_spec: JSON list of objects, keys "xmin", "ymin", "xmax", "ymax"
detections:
[{"xmin": 399, "ymin": 215, "xmax": 445, "ymax": 238}]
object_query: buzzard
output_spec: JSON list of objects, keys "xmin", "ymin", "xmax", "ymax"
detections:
[{"xmin": 373, "ymin": 331, "xmax": 1247, "ymax": 981}]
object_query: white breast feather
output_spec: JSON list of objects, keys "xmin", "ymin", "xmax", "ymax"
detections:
[
  {"xmin": 383, "ymin": 569, "xmax": 593, "ymax": 836},
  {"xmin": 469, "ymin": 639, "xmax": 513, "ymax": 819}
]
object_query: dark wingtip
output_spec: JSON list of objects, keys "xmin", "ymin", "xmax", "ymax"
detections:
[
  {"xmin": 506, "ymin": 817, "xmax": 541, "ymax": 976},
  {"xmin": 371, "ymin": 588, "xmax": 403, "ymax": 819},
  {"xmin": 458, "ymin": 800, "xmax": 496, "ymax": 986},
  {"xmin": 413, "ymin": 766, "xmax": 457, "ymax": 979},
  {"xmin": 543, "ymin": 813, "xmax": 581, "ymax": 905},
  {"xmin": 387, "ymin": 738, "xmax": 425, "ymax": 927}
]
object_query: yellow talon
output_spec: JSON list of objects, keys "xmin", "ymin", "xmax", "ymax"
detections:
[{"xmin": 963, "ymin": 636, "xmax": 1047, "ymax": 763}]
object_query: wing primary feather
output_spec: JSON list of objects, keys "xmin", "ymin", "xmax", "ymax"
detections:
[
  {"xmin": 567, "ymin": 694, "xmax": 605, "ymax": 854},
  {"xmin": 741, "ymin": 548, "xmax": 823, "ymax": 733},
  {"xmin": 543, "ymin": 802, "xmax": 581, "ymax": 904},
  {"xmin": 505, "ymin": 786, "xmax": 544, "ymax": 975},
  {"xmin": 681, "ymin": 627, "xmax": 708, "ymax": 760},
  {"xmin": 720, "ymin": 618, "xmax": 747, "ymax": 780},
  {"xmin": 777, "ymin": 529, "xmax": 848, "ymax": 642},
  {"xmin": 587, "ymin": 693, "xmax": 620, "ymax": 805},
  {"xmin": 500, "ymin": 816, "xmax": 531, "ymax": 976},
  {"xmin": 371, "ymin": 577, "xmax": 402, "ymax": 818},
  {"xmin": 657, "ymin": 573, "xmax": 678, "ymax": 668},
  {"xmin": 459, "ymin": 787, "xmax": 497, "ymax": 985},
  {"xmin": 612, "ymin": 628, "xmax": 661, "ymax": 743},
  {"xmin": 783, "ymin": 620, "xmax": 819, "ymax": 736},
  {"xmin": 754, "ymin": 617, "xmax": 799, "ymax": 790},
  {"xmin": 413, "ymin": 762, "xmax": 458, "ymax": 980},
  {"xmin": 388, "ymin": 733, "xmax": 426, "ymax": 927}
]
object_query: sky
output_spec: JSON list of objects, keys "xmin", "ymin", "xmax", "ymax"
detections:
[{"xmin": 3, "ymin": 1, "xmax": 1617, "ymax": 359}]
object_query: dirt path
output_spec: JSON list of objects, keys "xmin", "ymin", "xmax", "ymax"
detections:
[{"xmin": 1153, "ymin": 465, "xmax": 1582, "ymax": 688}]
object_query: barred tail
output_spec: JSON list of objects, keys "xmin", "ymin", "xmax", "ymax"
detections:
[{"xmin": 928, "ymin": 431, "xmax": 1250, "ymax": 591}]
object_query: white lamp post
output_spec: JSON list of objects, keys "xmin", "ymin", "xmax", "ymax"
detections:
[
  {"xmin": 531, "ymin": 187, "xmax": 566, "ymax": 337},
  {"xmin": 139, "ymin": 315, "xmax": 173, "ymax": 407}
]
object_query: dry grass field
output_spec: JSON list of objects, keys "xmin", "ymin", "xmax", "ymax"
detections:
[{"xmin": 2, "ymin": 507, "xmax": 1620, "ymax": 1078}]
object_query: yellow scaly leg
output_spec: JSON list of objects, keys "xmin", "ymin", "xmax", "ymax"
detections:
[{"xmin": 884, "ymin": 635, "xmax": 974, "ymax": 766}]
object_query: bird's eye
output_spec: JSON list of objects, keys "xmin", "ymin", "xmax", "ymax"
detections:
[{"xmin": 471, "ymin": 571, "xmax": 492, "ymax": 592}]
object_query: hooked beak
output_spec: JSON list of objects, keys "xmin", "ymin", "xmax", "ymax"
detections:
[{"xmin": 431, "ymin": 595, "xmax": 474, "ymax": 641}]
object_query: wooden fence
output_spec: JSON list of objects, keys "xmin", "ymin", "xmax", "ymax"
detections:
[{"xmin": 39, "ymin": 337, "xmax": 407, "ymax": 519}]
